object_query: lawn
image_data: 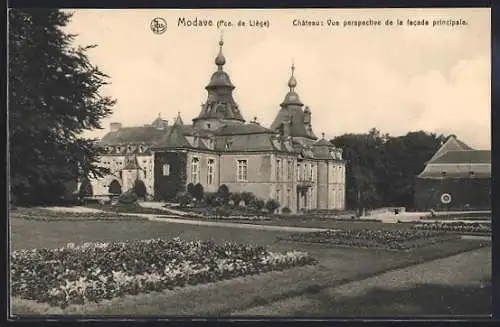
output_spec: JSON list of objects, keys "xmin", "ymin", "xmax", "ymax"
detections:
[{"xmin": 10, "ymin": 213, "xmax": 491, "ymax": 316}]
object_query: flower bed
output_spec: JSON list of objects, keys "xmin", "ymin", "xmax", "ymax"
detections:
[
  {"xmin": 10, "ymin": 207, "xmax": 146, "ymax": 221},
  {"xmin": 279, "ymin": 229, "xmax": 460, "ymax": 250},
  {"xmin": 11, "ymin": 238, "xmax": 317, "ymax": 308},
  {"xmin": 412, "ymin": 221, "xmax": 491, "ymax": 235}
]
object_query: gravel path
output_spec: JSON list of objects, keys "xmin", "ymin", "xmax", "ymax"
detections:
[
  {"xmin": 145, "ymin": 215, "xmax": 328, "ymax": 233},
  {"xmin": 234, "ymin": 246, "xmax": 491, "ymax": 316}
]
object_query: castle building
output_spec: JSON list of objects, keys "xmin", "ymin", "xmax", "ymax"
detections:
[
  {"xmin": 414, "ymin": 135, "xmax": 491, "ymax": 211},
  {"xmin": 90, "ymin": 37, "xmax": 346, "ymax": 212}
]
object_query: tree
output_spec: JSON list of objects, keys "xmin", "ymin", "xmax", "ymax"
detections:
[
  {"xmin": 108, "ymin": 180, "xmax": 122, "ymax": 195},
  {"xmin": 331, "ymin": 129, "xmax": 445, "ymax": 211},
  {"xmin": 78, "ymin": 177, "xmax": 93, "ymax": 199},
  {"xmin": 132, "ymin": 179, "xmax": 147, "ymax": 200},
  {"xmin": 381, "ymin": 131, "xmax": 444, "ymax": 207},
  {"xmin": 9, "ymin": 9, "xmax": 115, "ymax": 205},
  {"xmin": 331, "ymin": 129, "xmax": 386, "ymax": 212}
]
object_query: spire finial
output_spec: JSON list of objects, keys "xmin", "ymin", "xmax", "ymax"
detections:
[
  {"xmin": 288, "ymin": 60, "xmax": 297, "ymax": 91},
  {"xmin": 219, "ymin": 29, "xmax": 224, "ymax": 47},
  {"xmin": 158, "ymin": 112, "xmax": 161, "ymax": 118},
  {"xmin": 215, "ymin": 32, "xmax": 226, "ymax": 70},
  {"xmin": 322, "ymin": 132, "xmax": 325, "ymax": 139}
]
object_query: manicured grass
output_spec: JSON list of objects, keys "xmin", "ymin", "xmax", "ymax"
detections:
[
  {"xmin": 233, "ymin": 246, "xmax": 491, "ymax": 317},
  {"xmin": 10, "ymin": 216, "xmax": 490, "ymax": 316}
]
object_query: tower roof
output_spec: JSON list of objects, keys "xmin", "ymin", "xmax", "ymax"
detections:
[
  {"xmin": 194, "ymin": 35, "xmax": 245, "ymax": 123},
  {"xmin": 270, "ymin": 62, "xmax": 317, "ymax": 140}
]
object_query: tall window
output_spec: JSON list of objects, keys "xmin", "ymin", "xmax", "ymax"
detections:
[
  {"xmin": 276, "ymin": 159, "xmax": 281, "ymax": 181},
  {"xmin": 191, "ymin": 157, "xmax": 200, "ymax": 183},
  {"xmin": 304, "ymin": 164, "xmax": 309, "ymax": 181},
  {"xmin": 297, "ymin": 163, "xmax": 301, "ymax": 181},
  {"xmin": 163, "ymin": 163, "xmax": 170, "ymax": 176},
  {"xmin": 287, "ymin": 189, "xmax": 292, "ymax": 207},
  {"xmin": 288, "ymin": 160, "xmax": 293, "ymax": 181},
  {"xmin": 276, "ymin": 189, "xmax": 281, "ymax": 202},
  {"xmin": 310, "ymin": 164, "xmax": 314, "ymax": 181},
  {"xmin": 237, "ymin": 159, "xmax": 248, "ymax": 181},
  {"xmin": 207, "ymin": 159, "xmax": 215, "ymax": 184}
]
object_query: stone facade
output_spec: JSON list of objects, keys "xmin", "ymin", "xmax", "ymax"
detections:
[{"xmin": 88, "ymin": 37, "xmax": 346, "ymax": 212}]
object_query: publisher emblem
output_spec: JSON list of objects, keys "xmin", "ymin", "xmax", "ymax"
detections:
[{"xmin": 150, "ymin": 17, "xmax": 167, "ymax": 34}]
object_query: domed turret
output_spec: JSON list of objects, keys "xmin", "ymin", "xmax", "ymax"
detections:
[
  {"xmin": 193, "ymin": 34, "xmax": 245, "ymax": 126},
  {"xmin": 281, "ymin": 62, "xmax": 303, "ymax": 107},
  {"xmin": 215, "ymin": 38, "xmax": 226, "ymax": 69}
]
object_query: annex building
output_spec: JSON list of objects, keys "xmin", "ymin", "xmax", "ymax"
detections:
[
  {"xmin": 414, "ymin": 135, "xmax": 491, "ymax": 211},
  {"xmin": 89, "ymin": 37, "xmax": 346, "ymax": 212}
]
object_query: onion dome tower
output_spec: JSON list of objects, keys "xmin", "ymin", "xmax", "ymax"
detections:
[
  {"xmin": 193, "ymin": 34, "xmax": 245, "ymax": 129},
  {"xmin": 270, "ymin": 62, "xmax": 317, "ymax": 140}
]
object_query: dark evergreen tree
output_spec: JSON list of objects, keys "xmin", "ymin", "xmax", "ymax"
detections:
[
  {"xmin": 108, "ymin": 180, "xmax": 122, "ymax": 195},
  {"xmin": 9, "ymin": 9, "xmax": 115, "ymax": 205},
  {"xmin": 78, "ymin": 177, "xmax": 93, "ymax": 199},
  {"xmin": 132, "ymin": 179, "xmax": 147, "ymax": 200}
]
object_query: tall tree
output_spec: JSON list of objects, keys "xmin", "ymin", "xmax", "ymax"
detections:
[
  {"xmin": 9, "ymin": 9, "xmax": 115, "ymax": 205},
  {"xmin": 380, "ymin": 131, "xmax": 445, "ymax": 207},
  {"xmin": 331, "ymin": 128, "xmax": 386, "ymax": 213}
]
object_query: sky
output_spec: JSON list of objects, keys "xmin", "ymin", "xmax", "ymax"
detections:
[{"xmin": 63, "ymin": 8, "xmax": 491, "ymax": 149}]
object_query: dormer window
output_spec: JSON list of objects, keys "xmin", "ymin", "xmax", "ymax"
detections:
[
  {"xmin": 139, "ymin": 145, "xmax": 144, "ymax": 153},
  {"xmin": 469, "ymin": 171, "xmax": 475, "ymax": 177},
  {"xmin": 116, "ymin": 146, "xmax": 121, "ymax": 153},
  {"xmin": 127, "ymin": 146, "xmax": 132, "ymax": 153},
  {"xmin": 441, "ymin": 171, "xmax": 447, "ymax": 177}
]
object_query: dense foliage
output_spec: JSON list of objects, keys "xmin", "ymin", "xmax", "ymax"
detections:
[
  {"xmin": 9, "ymin": 9, "xmax": 115, "ymax": 205},
  {"xmin": 282, "ymin": 228, "xmax": 459, "ymax": 250},
  {"xmin": 331, "ymin": 128, "xmax": 445, "ymax": 211},
  {"xmin": 11, "ymin": 238, "xmax": 317, "ymax": 307}
]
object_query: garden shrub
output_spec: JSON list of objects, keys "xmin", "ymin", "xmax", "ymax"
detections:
[
  {"xmin": 204, "ymin": 192, "xmax": 218, "ymax": 206},
  {"xmin": 230, "ymin": 192, "xmax": 242, "ymax": 207},
  {"xmin": 241, "ymin": 192, "xmax": 256, "ymax": 206},
  {"xmin": 186, "ymin": 183, "xmax": 195, "ymax": 197},
  {"xmin": 281, "ymin": 206, "xmax": 292, "ymax": 215},
  {"xmin": 118, "ymin": 191, "xmax": 138, "ymax": 205},
  {"xmin": 108, "ymin": 180, "xmax": 122, "ymax": 195},
  {"xmin": 193, "ymin": 183, "xmax": 204, "ymax": 201},
  {"xmin": 178, "ymin": 193, "xmax": 191, "ymax": 208},
  {"xmin": 250, "ymin": 198, "xmax": 265, "ymax": 211},
  {"xmin": 265, "ymin": 199, "xmax": 280, "ymax": 214},
  {"xmin": 132, "ymin": 179, "xmax": 147, "ymax": 200},
  {"xmin": 217, "ymin": 184, "xmax": 230, "ymax": 202}
]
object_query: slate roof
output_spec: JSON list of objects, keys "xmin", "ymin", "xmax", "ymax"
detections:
[
  {"xmin": 270, "ymin": 107, "xmax": 312, "ymax": 139},
  {"xmin": 100, "ymin": 126, "xmax": 169, "ymax": 145},
  {"xmin": 427, "ymin": 135, "xmax": 474, "ymax": 163},
  {"xmin": 417, "ymin": 134, "xmax": 491, "ymax": 179},
  {"xmin": 153, "ymin": 123, "xmax": 192, "ymax": 149},
  {"xmin": 214, "ymin": 133, "xmax": 278, "ymax": 152},
  {"xmin": 431, "ymin": 150, "xmax": 491, "ymax": 164},
  {"xmin": 215, "ymin": 123, "xmax": 274, "ymax": 136}
]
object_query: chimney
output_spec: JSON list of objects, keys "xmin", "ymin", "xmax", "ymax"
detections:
[{"xmin": 110, "ymin": 122, "xmax": 122, "ymax": 132}]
